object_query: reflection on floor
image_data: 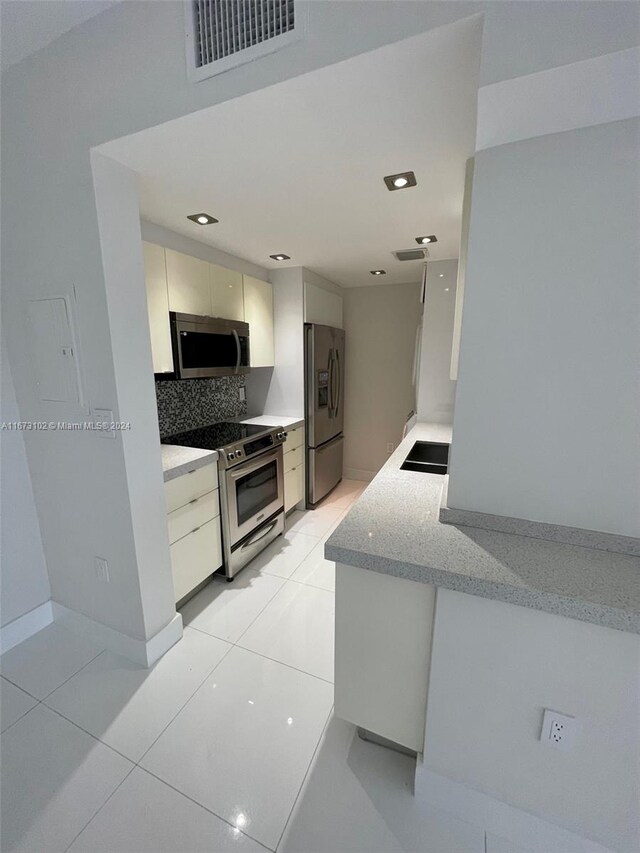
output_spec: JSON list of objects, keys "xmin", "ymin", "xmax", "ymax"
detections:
[{"xmin": 0, "ymin": 479, "xmax": 484, "ymax": 852}]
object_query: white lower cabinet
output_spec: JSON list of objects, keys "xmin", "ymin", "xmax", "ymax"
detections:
[
  {"xmin": 283, "ymin": 425, "xmax": 305, "ymax": 512},
  {"xmin": 284, "ymin": 466, "xmax": 304, "ymax": 512},
  {"xmin": 169, "ymin": 518, "xmax": 222, "ymax": 603},
  {"xmin": 164, "ymin": 462, "xmax": 223, "ymax": 604}
]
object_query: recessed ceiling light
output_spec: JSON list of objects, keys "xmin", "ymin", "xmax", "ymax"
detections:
[
  {"xmin": 270, "ymin": 253, "xmax": 290, "ymax": 261},
  {"xmin": 439, "ymin": 274, "xmax": 444, "ymax": 278},
  {"xmin": 383, "ymin": 171, "xmax": 417, "ymax": 191},
  {"xmin": 416, "ymin": 235, "xmax": 437, "ymax": 245},
  {"xmin": 370, "ymin": 270, "xmax": 386, "ymax": 276},
  {"xmin": 187, "ymin": 213, "xmax": 219, "ymax": 225}
]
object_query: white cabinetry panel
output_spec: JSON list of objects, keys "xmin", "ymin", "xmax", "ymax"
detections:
[
  {"xmin": 304, "ymin": 282, "xmax": 343, "ymax": 328},
  {"xmin": 142, "ymin": 242, "xmax": 173, "ymax": 374},
  {"xmin": 165, "ymin": 249, "xmax": 211, "ymax": 316},
  {"xmin": 243, "ymin": 275, "xmax": 274, "ymax": 367},
  {"xmin": 210, "ymin": 264, "xmax": 244, "ymax": 320},
  {"xmin": 169, "ymin": 518, "xmax": 222, "ymax": 603}
]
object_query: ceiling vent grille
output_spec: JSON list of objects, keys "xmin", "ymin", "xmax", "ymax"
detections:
[
  {"xmin": 186, "ymin": 0, "xmax": 304, "ymax": 81},
  {"xmin": 394, "ymin": 248, "xmax": 429, "ymax": 262}
]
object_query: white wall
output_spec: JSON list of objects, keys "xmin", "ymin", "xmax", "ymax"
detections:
[
  {"xmin": 417, "ymin": 260, "xmax": 458, "ymax": 424},
  {"xmin": 448, "ymin": 117, "xmax": 640, "ymax": 537},
  {"xmin": 0, "ymin": 343, "xmax": 50, "ymax": 628},
  {"xmin": 422, "ymin": 589, "xmax": 640, "ymax": 852},
  {"xmin": 342, "ymin": 282, "xmax": 421, "ymax": 479},
  {"xmin": 2, "ymin": 0, "xmax": 636, "ymax": 646}
]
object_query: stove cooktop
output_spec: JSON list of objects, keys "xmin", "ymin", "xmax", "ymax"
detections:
[{"xmin": 162, "ymin": 421, "xmax": 271, "ymax": 451}]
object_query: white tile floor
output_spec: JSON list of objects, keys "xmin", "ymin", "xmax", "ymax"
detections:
[{"xmin": 0, "ymin": 480, "xmax": 483, "ymax": 852}]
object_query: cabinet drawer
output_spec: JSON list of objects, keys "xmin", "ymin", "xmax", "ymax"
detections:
[
  {"xmin": 164, "ymin": 463, "xmax": 219, "ymax": 513},
  {"xmin": 169, "ymin": 517, "xmax": 222, "ymax": 603},
  {"xmin": 284, "ymin": 464, "xmax": 304, "ymax": 512},
  {"xmin": 284, "ymin": 425, "xmax": 304, "ymax": 452},
  {"xmin": 284, "ymin": 444, "xmax": 304, "ymax": 474},
  {"xmin": 167, "ymin": 489, "xmax": 220, "ymax": 545}
]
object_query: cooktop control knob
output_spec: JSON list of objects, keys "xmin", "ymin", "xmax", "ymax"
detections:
[
  {"xmin": 227, "ymin": 452, "xmax": 236, "ymax": 461},
  {"xmin": 277, "ymin": 431, "xmax": 286, "ymax": 440},
  {"xmin": 235, "ymin": 448, "xmax": 243, "ymax": 457}
]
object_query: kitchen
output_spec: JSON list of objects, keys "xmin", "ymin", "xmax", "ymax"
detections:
[{"xmin": 1, "ymin": 5, "xmax": 638, "ymax": 853}]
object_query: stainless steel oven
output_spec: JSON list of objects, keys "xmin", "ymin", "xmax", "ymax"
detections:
[
  {"xmin": 170, "ymin": 312, "xmax": 250, "ymax": 379},
  {"xmin": 218, "ymin": 431, "xmax": 286, "ymax": 579}
]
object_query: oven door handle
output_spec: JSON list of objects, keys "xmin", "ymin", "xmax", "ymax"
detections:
[
  {"xmin": 232, "ymin": 329, "xmax": 241, "ymax": 374},
  {"xmin": 227, "ymin": 448, "xmax": 281, "ymax": 480},
  {"xmin": 240, "ymin": 519, "xmax": 279, "ymax": 550}
]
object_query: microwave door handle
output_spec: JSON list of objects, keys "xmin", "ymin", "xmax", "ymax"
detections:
[{"xmin": 232, "ymin": 329, "xmax": 241, "ymax": 374}]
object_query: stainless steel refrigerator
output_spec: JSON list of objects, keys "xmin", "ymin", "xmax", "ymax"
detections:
[{"xmin": 305, "ymin": 323, "xmax": 345, "ymax": 507}]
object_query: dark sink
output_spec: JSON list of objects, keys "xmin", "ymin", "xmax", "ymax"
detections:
[{"xmin": 400, "ymin": 441, "xmax": 450, "ymax": 474}]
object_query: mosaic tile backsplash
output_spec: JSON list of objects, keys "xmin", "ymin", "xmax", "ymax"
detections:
[{"xmin": 156, "ymin": 376, "xmax": 247, "ymax": 438}]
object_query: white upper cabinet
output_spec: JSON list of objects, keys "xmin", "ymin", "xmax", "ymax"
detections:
[
  {"xmin": 304, "ymin": 281, "xmax": 343, "ymax": 328},
  {"xmin": 165, "ymin": 248, "xmax": 211, "ymax": 316},
  {"xmin": 142, "ymin": 242, "xmax": 173, "ymax": 374},
  {"xmin": 243, "ymin": 275, "xmax": 275, "ymax": 367},
  {"xmin": 210, "ymin": 263, "xmax": 244, "ymax": 320}
]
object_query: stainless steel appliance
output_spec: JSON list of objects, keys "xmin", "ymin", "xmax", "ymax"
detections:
[
  {"xmin": 163, "ymin": 421, "xmax": 286, "ymax": 579},
  {"xmin": 305, "ymin": 323, "xmax": 345, "ymax": 507},
  {"xmin": 170, "ymin": 312, "xmax": 250, "ymax": 379}
]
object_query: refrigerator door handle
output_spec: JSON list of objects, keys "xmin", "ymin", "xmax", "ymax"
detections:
[
  {"xmin": 328, "ymin": 348, "xmax": 335, "ymax": 417},
  {"xmin": 334, "ymin": 348, "xmax": 341, "ymax": 418}
]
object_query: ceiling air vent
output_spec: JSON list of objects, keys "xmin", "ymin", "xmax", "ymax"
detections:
[
  {"xmin": 393, "ymin": 248, "xmax": 429, "ymax": 262},
  {"xmin": 186, "ymin": 0, "xmax": 305, "ymax": 82}
]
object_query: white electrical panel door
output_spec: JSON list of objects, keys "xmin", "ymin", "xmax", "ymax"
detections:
[{"xmin": 27, "ymin": 297, "xmax": 82, "ymax": 404}]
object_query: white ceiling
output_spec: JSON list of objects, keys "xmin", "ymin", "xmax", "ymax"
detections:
[
  {"xmin": 0, "ymin": 0, "xmax": 119, "ymax": 70},
  {"xmin": 100, "ymin": 16, "xmax": 482, "ymax": 288}
]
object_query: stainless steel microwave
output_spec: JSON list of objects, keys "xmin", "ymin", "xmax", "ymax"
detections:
[{"xmin": 169, "ymin": 312, "xmax": 250, "ymax": 379}]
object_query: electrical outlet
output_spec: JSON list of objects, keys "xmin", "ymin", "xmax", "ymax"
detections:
[
  {"xmin": 94, "ymin": 557, "xmax": 110, "ymax": 583},
  {"xmin": 386, "ymin": 443, "xmax": 394, "ymax": 454},
  {"xmin": 239, "ymin": 387, "xmax": 246, "ymax": 402},
  {"xmin": 540, "ymin": 709, "xmax": 577, "ymax": 751}
]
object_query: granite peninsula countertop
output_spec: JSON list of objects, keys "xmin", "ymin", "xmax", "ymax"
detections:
[
  {"xmin": 325, "ymin": 423, "xmax": 640, "ymax": 634},
  {"xmin": 161, "ymin": 445, "xmax": 218, "ymax": 482}
]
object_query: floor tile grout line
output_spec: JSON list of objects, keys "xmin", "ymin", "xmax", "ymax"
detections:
[
  {"xmin": 274, "ymin": 704, "xmax": 335, "ymax": 852},
  {"xmin": 137, "ymin": 764, "xmax": 275, "ymax": 852},
  {"xmin": 61, "ymin": 762, "xmax": 137, "ymax": 853},
  {"xmin": 232, "ymin": 644, "xmax": 335, "ymax": 686},
  {"xmin": 0, "ymin": 672, "xmax": 42, "ymax": 702},
  {"xmin": 42, "ymin": 702, "xmax": 136, "ymax": 765},
  {"xmin": 0, "ymin": 696, "xmax": 42, "ymax": 736},
  {"xmin": 41, "ymin": 647, "xmax": 107, "ymax": 701},
  {"xmin": 134, "ymin": 638, "xmax": 237, "ymax": 766}
]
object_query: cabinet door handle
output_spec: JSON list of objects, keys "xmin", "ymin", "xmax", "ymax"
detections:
[
  {"xmin": 191, "ymin": 526, "xmax": 201, "ymax": 534},
  {"xmin": 189, "ymin": 498, "xmax": 199, "ymax": 504}
]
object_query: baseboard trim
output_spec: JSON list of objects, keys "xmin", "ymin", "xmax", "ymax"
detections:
[
  {"xmin": 0, "ymin": 600, "xmax": 54, "ymax": 654},
  {"xmin": 51, "ymin": 603, "xmax": 183, "ymax": 667},
  {"xmin": 415, "ymin": 762, "xmax": 614, "ymax": 853},
  {"xmin": 344, "ymin": 468, "xmax": 376, "ymax": 483}
]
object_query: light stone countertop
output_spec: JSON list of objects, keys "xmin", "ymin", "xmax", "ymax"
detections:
[
  {"xmin": 239, "ymin": 415, "xmax": 305, "ymax": 430},
  {"xmin": 325, "ymin": 423, "xmax": 640, "ymax": 634},
  {"xmin": 161, "ymin": 445, "xmax": 218, "ymax": 482}
]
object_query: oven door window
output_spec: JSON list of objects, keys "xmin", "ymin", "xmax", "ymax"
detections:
[{"xmin": 236, "ymin": 460, "xmax": 279, "ymax": 526}]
